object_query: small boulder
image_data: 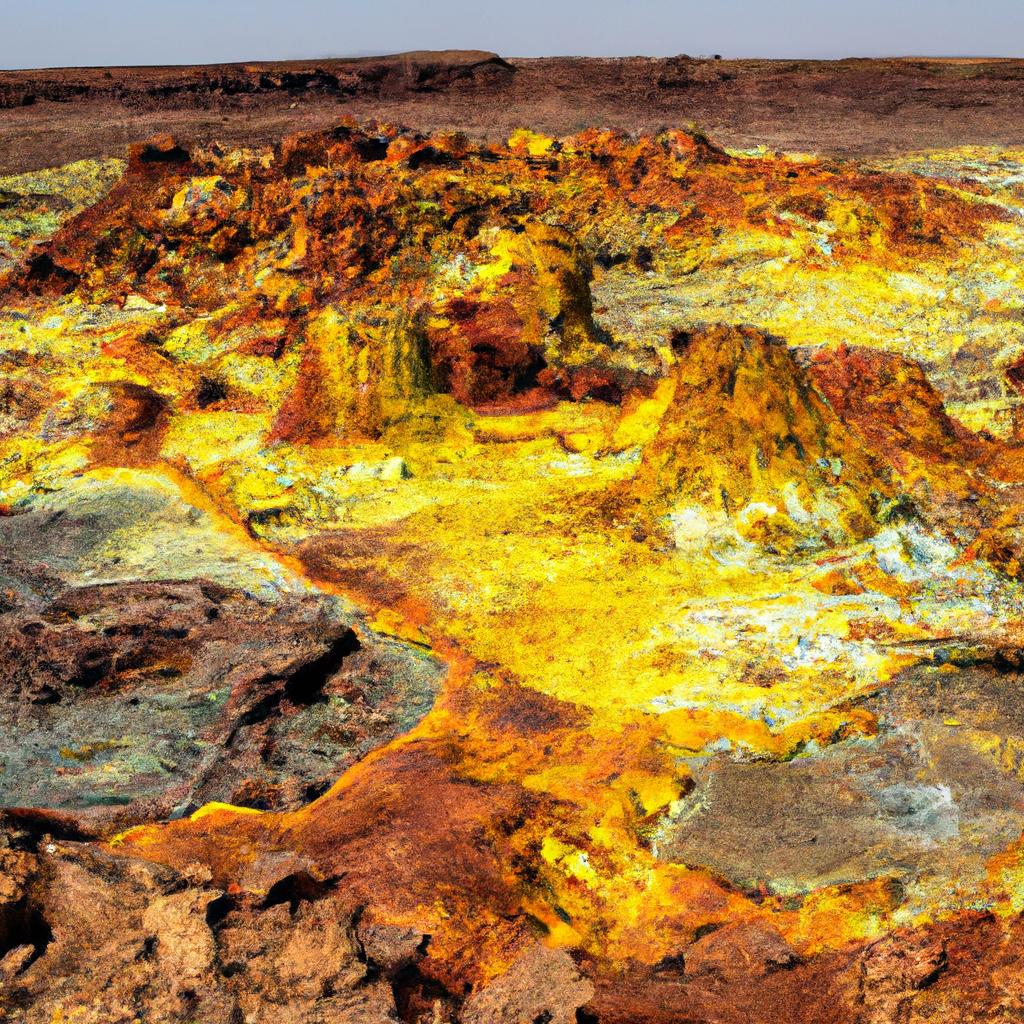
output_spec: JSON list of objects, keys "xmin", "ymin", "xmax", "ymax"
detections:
[{"xmin": 461, "ymin": 943, "xmax": 594, "ymax": 1024}]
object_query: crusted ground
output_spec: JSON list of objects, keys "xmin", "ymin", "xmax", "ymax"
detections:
[{"xmin": 1, "ymin": 120, "xmax": 1024, "ymax": 1021}]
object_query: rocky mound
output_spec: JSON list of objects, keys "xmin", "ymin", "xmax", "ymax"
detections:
[
  {"xmin": 4, "ymin": 125, "xmax": 636, "ymax": 438},
  {"xmin": 5, "ymin": 121, "xmax": 994, "ymax": 449},
  {"xmin": 808, "ymin": 344, "xmax": 972, "ymax": 472},
  {"xmin": 632, "ymin": 324, "xmax": 887, "ymax": 550},
  {"xmin": 808, "ymin": 344, "xmax": 1024, "ymax": 569}
]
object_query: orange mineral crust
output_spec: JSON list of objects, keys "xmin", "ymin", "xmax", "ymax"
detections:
[{"xmin": 2, "ymin": 121, "xmax": 1024, "ymax": 1022}]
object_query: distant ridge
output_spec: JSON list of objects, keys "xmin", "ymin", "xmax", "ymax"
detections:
[{"xmin": 4, "ymin": 52, "xmax": 1024, "ymax": 173}]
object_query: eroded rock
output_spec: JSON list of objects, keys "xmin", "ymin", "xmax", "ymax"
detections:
[
  {"xmin": 461, "ymin": 943, "xmax": 594, "ymax": 1024},
  {"xmin": 0, "ymin": 569, "xmax": 442, "ymax": 829}
]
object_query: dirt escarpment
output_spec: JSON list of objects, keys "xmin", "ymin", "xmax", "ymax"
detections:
[
  {"xmin": 0, "ymin": 51, "xmax": 515, "ymax": 111},
  {"xmin": 7, "ymin": 54, "xmax": 1024, "ymax": 173}
]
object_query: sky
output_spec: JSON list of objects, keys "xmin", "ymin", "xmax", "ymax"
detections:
[{"xmin": 3, "ymin": 0, "xmax": 1023, "ymax": 70}]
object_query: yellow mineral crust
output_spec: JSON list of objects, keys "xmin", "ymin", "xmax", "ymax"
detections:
[{"xmin": 4, "ymin": 127, "xmax": 1024, "ymax": 984}]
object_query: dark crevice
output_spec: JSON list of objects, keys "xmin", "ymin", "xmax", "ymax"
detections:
[
  {"xmin": 261, "ymin": 871, "xmax": 337, "ymax": 915},
  {"xmin": 766, "ymin": 954, "xmax": 801, "ymax": 974},
  {"xmin": 653, "ymin": 951, "xmax": 686, "ymax": 974},
  {"xmin": 283, "ymin": 629, "xmax": 361, "ymax": 705},
  {"xmin": 670, "ymin": 329, "xmax": 692, "ymax": 356},
  {"xmin": 195, "ymin": 377, "xmax": 228, "ymax": 408},
  {"xmin": 407, "ymin": 146, "xmax": 456, "ymax": 170},
  {"xmin": 348, "ymin": 903, "xmax": 368, "ymax": 963},
  {"xmin": 392, "ymin": 962, "xmax": 456, "ymax": 1023},
  {"xmin": 511, "ymin": 349, "xmax": 549, "ymax": 395},
  {"xmin": 594, "ymin": 250, "xmax": 629, "ymax": 270},
  {"xmin": 0, "ymin": 808, "xmax": 93, "ymax": 844},
  {"xmin": 945, "ymin": 648, "xmax": 1024, "ymax": 672},
  {"xmin": 68, "ymin": 651, "xmax": 113, "ymax": 689},
  {"xmin": 136, "ymin": 140, "xmax": 191, "ymax": 164},
  {"xmin": 577, "ymin": 380, "xmax": 622, "ymax": 404},
  {"xmin": 354, "ymin": 136, "xmax": 389, "ymax": 162},
  {"xmin": 205, "ymin": 893, "xmax": 234, "ymax": 929},
  {"xmin": 226, "ymin": 628, "xmax": 360, "ymax": 744},
  {"xmin": 301, "ymin": 777, "xmax": 333, "ymax": 802},
  {"xmin": 0, "ymin": 899, "xmax": 53, "ymax": 973},
  {"xmin": 916, "ymin": 949, "xmax": 949, "ymax": 990},
  {"xmin": 24, "ymin": 253, "xmax": 78, "ymax": 292},
  {"xmin": 634, "ymin": 245, "xmax": 654, "ymax": 271}
]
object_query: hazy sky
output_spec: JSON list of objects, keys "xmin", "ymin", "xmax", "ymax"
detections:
[{"xmin": 4, "ymin": 0, "xmax": 1023, "ymax": 70}]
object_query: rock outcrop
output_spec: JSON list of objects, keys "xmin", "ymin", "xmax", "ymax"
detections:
[{"xmin": 632, "ymin": 324, "xmax": 886, "ymax": 549}]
